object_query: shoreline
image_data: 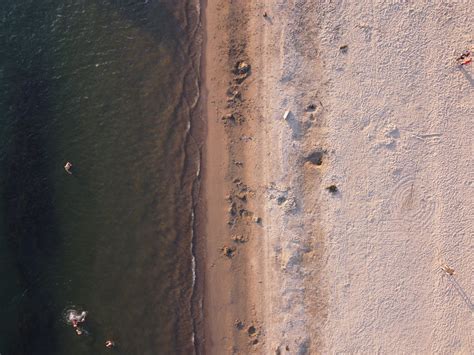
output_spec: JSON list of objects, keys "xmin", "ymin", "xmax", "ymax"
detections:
[
  {"xmin": 190, "ymin": 0, "xmax": 207, "ymax": 352},
  {"xmin": 196, "ymin": 1, "xmax": 325, "ymax": 353},
  {"xmin": 197, "ymin": 0, "xmax": 266, "ymax": 353}
]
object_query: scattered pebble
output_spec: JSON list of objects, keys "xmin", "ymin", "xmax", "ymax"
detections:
[
  {"xmin": 305, "ymin": 150, "xmax": 324, "ymax": 165},
  {"xmin": 247, "ymin": 325, "xmax": 257, "ymax": 336},
  {"xmin": 229, "ymin": 203, "xmax": 237, "ymax": 216},
  {"xmin": 232, "ymin": 61, "xmax": 251, "ymax": 83},
  {"xmin": 235, "ymin": 61, "xmax": 250, "ymax": 74},
  {"xmin": 306, "ymin": 103, "xmax": 316, "ymax": 111},
  {"xmin": 236, "ymin": 191, "xmax": 247, "ymax": 201},
  {"xmin": 239, "ymin": 208, "xmax": 251, "ymax": 217},
  {"xmin": 240, "ymin": 135, "xmax": 253, "ymax": 142},
  {"xmin": 232, "ymin": 234, "xmax": 248, "ymax": 243},
  {"xmin": 222, "ymin": 246, "xmax": 236, "ymax": 258},
  {"xmin": 222, "ymin": 113, "xmax": 236, "ymax": 123},
  {"xmin": 234, "ymin": 319, "xmax": 245, "ymax": 330}
]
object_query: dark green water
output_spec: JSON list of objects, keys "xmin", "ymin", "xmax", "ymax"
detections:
[{"xmin": 0, "ymin": 0, "xmax": 201, "ymax": 354}]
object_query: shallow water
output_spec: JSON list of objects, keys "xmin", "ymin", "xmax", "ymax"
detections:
[{"xmin": 0, "ymin": 1, "xmax": 200, "ymax": 354}]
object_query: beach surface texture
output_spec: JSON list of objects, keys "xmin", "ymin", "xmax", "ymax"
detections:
[{"xmin": 200, "ymin": 1, "xmax": 473, "ymax": 353}]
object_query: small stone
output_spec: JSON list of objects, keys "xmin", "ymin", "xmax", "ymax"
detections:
[
  {"xmin": 306, "ymin": 150, "xmax": 324, "ymax": 165},
  {"xmin": 326, "ymin": 185, "xmax": 338, "ymax": 193},
  {"xmin": 283, "ymin": 110, "xmax": 291, "ymax": 120},
  {"xmin": 340, "ymin": 44, "xmax": 348, "ymax": 53},
  {"xmin": 226, "ymin": 86, "xmax": 241, "ymax": 97},
  {"xmin": 248, "ymin": 325, "xmax": 257, "ymax": 336},
  {"xmin": 277, "ymin": 196, "xmax": 287, "ymax": 205},
  {"xmin": 253, "ymin": 216, "xmax": 262, "ymax": 224},
  {"xmin": 229, "ymin": 203, "xmax": 237, "ymax": 216},
  {"xmin": 236, "ymin": 61, "xmax": 250, "ymax": 74},
  {"xmin": 235, "ymin": 320, "xmax": 244, "ymax": 330},
  {"xmin": 237, "ymin": 192, "xmax": 247, "ymax": 201},
  {"xmin": 232, "ymin": 235, "xmax": 248, "ymax": 243},
  {"xmin": 234, "ymin": 74, "xmax": 248, "ymax": 84},
  {"xmin": 226, "ymin": 90, "xmax": 242, "ymax": 103},
  {"xmin": 222, "ymin": 246, "xmax": 236, "ymax": 258},
  {"xmin": 222, "ymin": 113, "xmax": 236, "ymax": 123},
  {"xmin": 239, "ymin": 209, "xmax": 251, "ymax": 217}
]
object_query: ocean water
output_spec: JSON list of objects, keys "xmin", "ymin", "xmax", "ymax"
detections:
[{"xmin": 0, "ymin": 0, "xmax": 201, "ymax": 354}]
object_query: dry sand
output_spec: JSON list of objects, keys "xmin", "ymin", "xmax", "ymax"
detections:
[{"xmin": 200, "ymin": 0, "xmax": 473, "ymax": 353}]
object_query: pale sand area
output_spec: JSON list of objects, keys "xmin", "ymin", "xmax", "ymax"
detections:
[
  {"xmin": 316, "ymin": 2, "xmax": 473, "ymax": 353},
  {"xmin": 202, "ymin": 0, "xmax": 473, "ymax": 353}
]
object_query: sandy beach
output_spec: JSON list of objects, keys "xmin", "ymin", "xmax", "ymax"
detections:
[{"xmin": 200, "ymin": 1, "xmax": 473, "ymax": 353}]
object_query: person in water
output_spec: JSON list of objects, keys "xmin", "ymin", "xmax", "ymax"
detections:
[
  {"xmin": 67, "ymin": 309, "xmax": 88, "ymax": 336},
  {"xmin": 105, "ymin": 340, "xmax": 115, "ymax": 348},
  {"xmin": 64, "ymin": 161, "xmax": 73, "ymax": 174},
  {"xmin": 68, "ymin": 310, "xmax": 87, "ymax": 324}
]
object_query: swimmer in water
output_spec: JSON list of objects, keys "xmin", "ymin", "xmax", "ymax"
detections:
[
  {"xmin": 105, "ymin": 340, "xmax": 115, "ymax": 348},
  {"xmin": 77, "ymin": 311, "xmax": 87, "ymax": 323},
  {"xmin": 68, "ymin": 310, "xmax": 87, "ymax": 323},
  {"xmin": 64, "ymin": 161, "xmax": 73, "ymax": 174}
]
